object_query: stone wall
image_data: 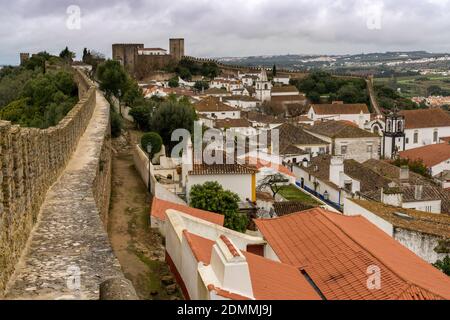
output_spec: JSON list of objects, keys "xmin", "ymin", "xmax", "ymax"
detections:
[{"xmin": 0, "ymin": 69, "xmax": 96, "ymax": 294}]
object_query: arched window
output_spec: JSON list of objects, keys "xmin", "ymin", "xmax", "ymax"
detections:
[{"xmin": 264, "ymin": 84, "xmax": 268, "ymax": 90}]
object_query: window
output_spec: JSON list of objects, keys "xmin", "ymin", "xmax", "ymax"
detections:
[
  {"xmin": 341, "ymin": 145, "xmax": 348, "ymax": 155},
  {"xmin": 413, "ymin": 131, "xmax": 419, "ymax": 144},
  {"xmin": 367, "ymin": 145, "xmax": 373, "ymax": 153},
  {"xmin": 433, "ymin": 130, "xmax": 438, "ymax": 143},
  {"xmin": 293, "ymin": 158, "xmax": 297, "ymax": 163},
  {"xmin": 344, "ymin": 182, "xmax": 352, "ymax": 192},
  {"xmin": 406, "ymin": 138, "xmax": 409, "ymax": 144}
]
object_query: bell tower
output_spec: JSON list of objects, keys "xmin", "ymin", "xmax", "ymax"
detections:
[
  {"xmin": 255, "ymin": 68, "xmax": 272, "ymax": 102},
  {"xmin": 382, "ymin": 106, "xmax": 406, "ymax": 159}
]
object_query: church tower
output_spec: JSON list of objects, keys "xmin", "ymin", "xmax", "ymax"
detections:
[
  {"xmin": 382, "ymin": 106, "xmax": 406, "ymax": 159},
  {"xmin": 255, "ymin": 68, "xmax": 272, "ymax": 102}
]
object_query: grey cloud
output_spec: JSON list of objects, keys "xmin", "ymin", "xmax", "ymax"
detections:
[{"xmin": 1, "ymin": 0, "xmax": 450, "ymax": 65}]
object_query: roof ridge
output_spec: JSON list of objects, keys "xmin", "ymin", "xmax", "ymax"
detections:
[{"xmin": 316, "ymin": 209, "xmax": 448, "ymax": 300}]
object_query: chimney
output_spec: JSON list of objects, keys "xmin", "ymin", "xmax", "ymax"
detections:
[
  {"xmin": 400, "ymin": 166, "xmax": 409, "ymax": 181},
  {"xmin": 329, "ymin": 156, "xmax": 344, "ymax": 187},
  {"xmin": 210, "ymin": 235, "xmax": 254, "ymax": 298},
  {"xmin": 414, "ymin": 185, "xmax": 423, "ymax": 201}
]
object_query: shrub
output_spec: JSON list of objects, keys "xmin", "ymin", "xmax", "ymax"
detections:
[
  {"xmin": 141, "ymin": 132, "xmax": 163, "ymax": 156},
  {"xmin": 110, "ymin": 108, "xmax": 123, "ymax": 138}
]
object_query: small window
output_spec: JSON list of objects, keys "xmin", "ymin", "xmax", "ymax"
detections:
[
  {"xmin": 341, "ymin": 145, "xmax": 348, "ymax": 155},
  {"xmin": 433, "ymin": 130, "xmax": 438, "ymax": 143},
  {"xmin": 406, "ymin": 138, "xmax": 409, "ymax": 144},
  {"xmin": 413, "ymin": 131, "xmax": 419, "ymax": 144},
  {"xmin": 367, "ymin": 145, "xmax": 373, "ymax": 153}
]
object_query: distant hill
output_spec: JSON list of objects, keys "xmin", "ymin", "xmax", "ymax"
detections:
[{"xmin": 216, "ymin": 51, "xmax": 450, "ymax": 74}]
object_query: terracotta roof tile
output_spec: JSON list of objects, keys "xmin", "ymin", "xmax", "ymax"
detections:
[
  {"xmin": 399, "ymin": 143, "xmax": 450, "ymax": 168},
  {"xmin": 399, "ymin": 109, "xmax": 450, "ymax": 129},
  {"xmin": 273, "ymin": 201, "xmax": 316, "ymax": 216},
  {"xmin": 311, "ymin": 104, "xmax": 370, "ymax": 115},
  {"xmin": 195, "ymin": 97, "xmax": 236, "ymax": 112},
  {"xmin": 271, "ymin": 86, "xmax": 300, "ymax": 94},
  {"xmin": 151, "ymin": 198, "xmax": 224, "ymax": 225},
  {"xmin": 183, "ymin": 231, "xmax": 321, "ymax": 300},
  {"xmin": 306, "ymin": 121, "xmax": 379, "ymax": 138},
  {"xmin": 254, "ymin": 208, "xmax": 450, "ymax": 300},
  {"xmin": 215, "ymin": 118, "xmax": 252, "ymax": 129}
]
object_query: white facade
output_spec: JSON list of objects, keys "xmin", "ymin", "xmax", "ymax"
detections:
[
  {"xmin": 186, "ymin": 174, "xmax": 254, "ymax": 203},
  {"xmin": 404, "ymin": 127, "xmax": 450, "ymax": 150},
  {"xmin": 224, "ymin": 98, "xmax": 259, "ymax": 110},
  {"xmin": 344, "ymin": 198, "xmax": 447, "ymax": 263},
  {"xmin": 198, "ymin": 110, "xmax": 241, "ymax": 120},
  {"xmin": 308, "ymin": 107, "xmax": 371, "ymax": 129},
  {"xmin": 273, "ymin": 76, "xmax": 290, "ymax": 85},
  {"xmin": 255, "ymin": 70, "xmax": 272, "ymax": 102}
]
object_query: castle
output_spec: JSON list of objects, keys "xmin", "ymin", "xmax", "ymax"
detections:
[{"xmin": 112, "ymin": 38, "xmax": 184, "ymax": 80}]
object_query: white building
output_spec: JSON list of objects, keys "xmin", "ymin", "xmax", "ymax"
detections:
[
  {"xmin": 255, "ymin": 69, "xmax": 272, "ymax": 102},
  {"xmin": 305, "ymin": 120, "xmax": 380, "ymax": 163},
  {"xmin": 223, "ymin": 95, "xmax": 260, "ymax": 110},
  {"xmin": 194, "ymin": 97, "xmax": 241, "ymax": 120},
  {"xmin": 399, "ymin": 109, "xmax": 450, "ymax": 150},
  {"xmin": 273, "ymin": 75, "xmax": 290, "ymax": 85},
  {"xmin": 399, "ymin": 143, "xmax": 450, "ymax": 177},
  {"xmin": 344, "ymin": 198, "xmax": 450, "ymax": 264},
  {"xmin": 308, "ymin": 103, "xmax": 371, "ymax": 129}
]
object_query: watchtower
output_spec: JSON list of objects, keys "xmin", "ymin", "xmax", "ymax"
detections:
[
  {"xmin": 20, "ymin": 53, "xmax": 30, "ymax": 66},
  {"xmin": 112, "ymin": 43, "xmax": 144, "ymax": 74},
  {"xmin": 169, "ymin": 38, "xmax": 185, "ymax": 62}
]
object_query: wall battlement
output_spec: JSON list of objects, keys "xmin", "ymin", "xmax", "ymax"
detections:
[{"xmin": 0, "ymin": 69, "xmax": 135, "ymax": 299}]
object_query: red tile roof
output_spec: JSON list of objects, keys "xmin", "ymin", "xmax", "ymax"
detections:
[
  {"xmin": 195, "ymin": 97, "xmax": 237, "ymax": 112},
  {"xmin": 246, "ymin": 157, "xmax": 295, "ymax": 177},
  {"xmin": 254, "ymin": 208, "xmax": 450, "ymax": 300},
  {"xmin": 399, "ymin": 109, "xmax": 450, "ymax": 129},
  {"xmin": 151, "ymin": 198, "xmax": 224, "ymax": 226},
  {"xmin": 399, "ymin": 143, "xmax": 450, "ymax": 167},
  {"xmin": 311, "ymin": 104, "xmax": 370, "ymax": 115},
  {"xmin": 183, "ymin": 231, "xmax": 321, "ymax": 300}
]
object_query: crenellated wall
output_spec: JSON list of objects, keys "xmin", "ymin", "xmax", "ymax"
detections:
[{"xmin": 0, "ymin": 69, "xmax": 97, "ymax": 293}]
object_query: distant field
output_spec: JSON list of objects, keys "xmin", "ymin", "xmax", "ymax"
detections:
[{"xmin": 374, "ymin": 75, "xmax": 450, "ymax": 98}]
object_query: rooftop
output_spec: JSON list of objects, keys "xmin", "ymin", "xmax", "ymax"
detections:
[
  {"xmin": 151, "ymin": 197, "xmax": 224, "ymax": 225},
  {"xmin": 270, "ymin": 123, "xmax": 329, "ymax": 147},
  {"xmin": 195, "ymin": 97, "xmax": 237, "ymax": 112},
  {"xmin": 311, "ymin": 103, "xmax": 370, "ymax": 115},
  {"xmin": 271, "ymin": 86, "xmax": 300, "ymax": 94},
  {"xmin": 399, "ymin": 109, "xmax": 450, "ymax": 129},
  {"xmin": 399, "ymin": 143, "xmax": 450, "ymax": 168},
  {"xmin": 183, "ymin": 230, "xmax": 321, "ymax": 300},
  {"xmin": 255, "ymin": 208, "xmax": 450, "ymax": 300},
  {"xmin": 273, "ymin": 201, "xmax": 316, "ymax": 217},
  {"xmin": 215, "ymin": 118, "xmax": 252, "ymax": 129},
  {"xmin": 306, "ymin": 120, "xmax": 379, "ymax": 139},
  {"xmin": 351, "ymin": 199, "xmax": 450, "ymax": 238}
]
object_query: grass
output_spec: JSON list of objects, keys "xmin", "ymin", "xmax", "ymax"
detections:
[
  {"xmin": 374, "ymin": 75, "xmax": 450, "ymax": 98},
  {"xmin": 278, "ymin": 185, "xmax": 321, "ymax": 206}
]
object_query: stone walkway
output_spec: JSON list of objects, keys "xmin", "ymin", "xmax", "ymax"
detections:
[{"xmin": 5, "ymin": 92, "xmax": 124, "ymax": 300}]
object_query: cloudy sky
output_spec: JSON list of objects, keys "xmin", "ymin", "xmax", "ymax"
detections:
[{"xmin": 1, "ymin": 0, "xmax": 450, "ymax": 65}]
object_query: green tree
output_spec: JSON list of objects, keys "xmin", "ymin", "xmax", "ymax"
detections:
[
  {"xmin": 110, "ymin": 108, "xmax": 123, "ymax": 138},
  {"xmin": 272, "ymin": 64, "xmax": 277, "ymax": 77},
  {"xmin": 96, "ymin": 60, "xmax": 128, "ymax": 99},
  {"xmin": 168, "ymin": 76, "xmax": 180, "ymax": 88},
  {"xmin": 122, "ymin": 78, "xmax": 143, "ymax": 107},
  {"xmin": 141, "ymin": 132, "xmax": 163, "ymax": 156},
  {"xmin": 433, "ymin": 256, "xmax": 450, "ymax": 276},
  {"xmin": 129, "ymin": 101, "xmax": 156, "ymax": 131},
  {"xmin": 59, "ymin": 46, "xmax": 76, "ymax": 63},
  {"xmin": 149, "ymin": 101, "xmax": 197, "ymax": 154},
  {"xmin": 392, "ymin": 158, "xmax": 431, "ymax": 178},
  {"xmin": 189, "ymin": 181, "xmax": 248, "ymax": 233},
  {"xmin": 194, "ymin": 80, "xmax": 210, "ymax": 92}
]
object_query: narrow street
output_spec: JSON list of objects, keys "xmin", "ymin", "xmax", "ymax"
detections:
[{"xmin": 107, "ymin": 124, "xmax": 182, "ymax": 300}]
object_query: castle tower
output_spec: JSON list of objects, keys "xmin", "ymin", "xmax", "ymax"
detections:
[
  {"xmin": 112, "ymin": 43, "xmax": 144, "ymax": 75},
  {"xmin": 255, "ymin": 68, "xmax": 272, "ymax": 102},
  {"xmin": 20, "ymin": 53, "xmax": 30, "ymax": 66},
  {"xmin": 169, "ymin": 38, "xmax": 185, "ymax": 62}
]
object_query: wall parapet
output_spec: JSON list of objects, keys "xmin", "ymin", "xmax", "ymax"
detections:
[{"xmin": 0, "ymin": 68, "xmax": 97, "ymax": 294}]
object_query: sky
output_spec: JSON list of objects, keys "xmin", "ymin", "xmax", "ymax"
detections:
[{"xmin": 1, "ymin": 0, "xmax": 450, "ymax": 65}]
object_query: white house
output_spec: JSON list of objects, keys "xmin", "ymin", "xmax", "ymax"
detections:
[
  {"xmin": 305, "ymin": 120, "xmax": 381, "ymax": 163},
  {"xmin": 399, "ymin": 143, "xmax": 450, "ymax": 177},
  {"xmin": 214, "ymin": 118, "xmax": 257, "ymax": 137},
  {"xmin": 344, "ymin": 198, "xmax": 450, "ymax": 264},
  {"xmin": 194, "ymin": 97, "xmax": 241, "ymax": 120},
  {"xmin": 399, "ymin": 109, "xmax": 450, "ymax": 150},
  {"xmin": 273, "ymin": 75, "xmax": 290, "ymax": 85},
  {"xmin": 308, "ymin": 103, "xmax": 371, "ymax": 128},
  {"xmin": 223, "ymin": 95, "xmax": 260, "ymax": 110}
]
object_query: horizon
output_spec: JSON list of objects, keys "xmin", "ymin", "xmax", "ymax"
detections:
[{"xmin": 1, "ymin": 0, "xmax": 450, "ymax": 65}]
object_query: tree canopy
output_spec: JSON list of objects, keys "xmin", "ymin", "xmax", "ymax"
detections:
[{"xmin": 189, "ymin": 181, "xmax": 248, "ymax": 233}]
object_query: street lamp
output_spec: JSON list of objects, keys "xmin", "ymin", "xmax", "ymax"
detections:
[{"xmin": 147, "ymin": 144, "xmax": 152, "ymax": 195}]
